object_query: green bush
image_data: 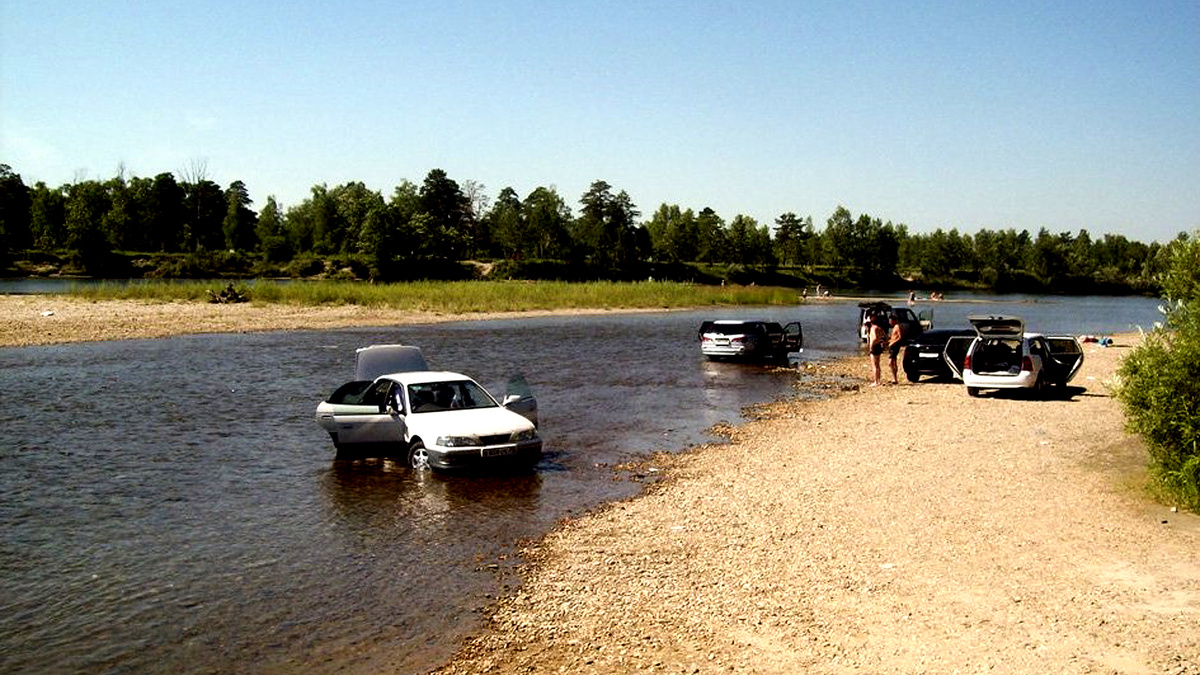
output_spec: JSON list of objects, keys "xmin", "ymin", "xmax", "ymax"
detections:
[{"xmin": 1115, "ymin": 234, "xmax": 1200, "ymax": 510}]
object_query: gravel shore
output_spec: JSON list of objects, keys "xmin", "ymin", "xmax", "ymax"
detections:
[
  {"xmin": 434, "ymin": 337, "xmax": 1200, "ymax": 675},
  {"xmin": 4, "ymin": 296, "xmax": 1196, "ymax": 673},
  {"xmin": 0, "ymin": 295, "xmax": 637, "ymax": 347}
]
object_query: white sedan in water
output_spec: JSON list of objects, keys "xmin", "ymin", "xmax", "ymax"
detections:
[{"xmin": 315, "ymin": 345, "xmax": 541, "ymax": 471}]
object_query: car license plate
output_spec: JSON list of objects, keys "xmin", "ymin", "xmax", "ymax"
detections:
[
  {"xmin": 919, "ymin": 352, "xmax": 938, "ymax": 358},
  {"xmin": 482, "ymin": 446, "xmax": 517, "ymax": 458}
]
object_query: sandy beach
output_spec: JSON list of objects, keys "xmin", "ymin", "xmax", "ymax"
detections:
[
  {"xmin": 430, "ymin": 336, "xmax": 1199, "ymax": 674},
  {"xmin": 4, "ymin": 295, "xmax": 1197, "ymax": 673},
  {"xmin": 0, "ymin": 294, "xmax": 640, "ymax": 347}
]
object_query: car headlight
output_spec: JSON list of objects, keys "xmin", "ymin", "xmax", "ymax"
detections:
[
  {"xmin": 437, "ymin": 435, "xmax": 477, "ymax": 447},
  {"xmin": 511, "ymin": 428, "xmax": 538, "ymax": 442}
]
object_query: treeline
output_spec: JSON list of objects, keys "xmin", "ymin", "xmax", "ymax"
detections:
[{"xmin": 0, "ymin": 163, "xmax": 1172, "ymax": 293}]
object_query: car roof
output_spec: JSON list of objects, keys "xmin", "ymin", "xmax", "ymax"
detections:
[
  {"xmin": 913, "ymin": 328, "xmax": 975, "ymax": 339},
  {"xmin": 710, "ymin": 319, "xmax": 762, "ymax": 324},
  {"xmin": 376, "ymin": 370, "xmax": 475, "ymax": 385}
]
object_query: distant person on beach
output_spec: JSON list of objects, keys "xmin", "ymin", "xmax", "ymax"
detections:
[
  {"xmin": 868, "ymin": 314, "xmax": 887, "ymax": 386},
  {"xmin": 908, "ymin": 290, "xmax": 916, "ymax": 305},
  {"xmin": 887, "ymin": 313, "xmax": 906, "ymax": 384}
]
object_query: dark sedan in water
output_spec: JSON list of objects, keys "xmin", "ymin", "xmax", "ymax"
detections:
[{"xmin": 902, "ymin": 328, "xmax": 975, "ymax": 382}]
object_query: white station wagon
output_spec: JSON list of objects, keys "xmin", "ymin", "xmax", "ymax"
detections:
[
  {"xmin": 946, "ymin": 316, "xmax": 1085, "ymax": 397},
  {"xmin": 315, "ymin": 345, "xmax": 541, "ymax": 470}
]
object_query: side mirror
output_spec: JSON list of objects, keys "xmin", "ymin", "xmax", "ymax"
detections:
[{"xmin": 502, "ymin": 394, "xmax": 521, "ymax": 407}]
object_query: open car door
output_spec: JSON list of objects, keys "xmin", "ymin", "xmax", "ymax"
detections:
[
  {"xmin": 501, "ymin": 374, "xmax": 538, "ymax": 427},
  {"xmin": 918, "ymin": 308, "xmax": 934, "ymax": 331},
  {"xmin": 782, "ymin": 322, "xmax": 804, "ymax": 352},
  {"xmin": 942, "ymin": 335, "xmax": 975, "ymax": 380},
  {"xmin": 316, "ymin": 379, "xmax": 407, "ymax": 448},
  {"xmin": 1045, "ymin": 336, "xmax": 1085, "ymax": 384}
]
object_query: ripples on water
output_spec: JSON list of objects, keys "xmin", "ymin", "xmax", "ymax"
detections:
[{"xmin": 0, "ymin": 296, "xmax": 1162, "ymax": 674}]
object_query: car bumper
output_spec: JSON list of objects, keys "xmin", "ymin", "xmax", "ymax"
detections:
[
  {"xmin": 702, "ymin": 345, "xmax": 754, "ymax": 357},
  {"xmin": 963, "ymin": 370, "xmax": 1038, "ymax": 389},
  {"xmin": 903, "ymin": 350, "xmax": 949, "ymax": 375},
  {"xmin": 427, "ymin": 440, "xmax": 543, "ymax": 470}
]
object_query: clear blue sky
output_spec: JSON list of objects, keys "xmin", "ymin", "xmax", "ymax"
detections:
[{"xmin": 3, "ymin": 0, "xmax": 1197, "ymax": 243}]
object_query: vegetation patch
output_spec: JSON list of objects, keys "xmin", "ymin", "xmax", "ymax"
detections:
[{"xmin": 1115, "ymin": 233, "xmax": 1200, "ymax": 511}]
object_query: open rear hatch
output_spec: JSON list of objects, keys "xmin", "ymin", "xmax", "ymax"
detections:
[{"xmin": 967, "ymin": 315, "xmax": 1024, "ymax": 339}]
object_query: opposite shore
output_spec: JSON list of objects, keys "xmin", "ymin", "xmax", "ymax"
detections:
[{"xmin": 0, "ymin": 294, "xmax": 664, "ymax": 348}]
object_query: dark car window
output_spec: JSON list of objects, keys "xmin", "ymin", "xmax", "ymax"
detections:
[
  {"xmin": 408, "ymin": 380, "xmax": 498, "ymax": 413},
  {"xmin": 364, "ymin": 380, "xmax": 391, "ymax": 408},
  {"xmin": 328, "ymin": 380, "xmax": 373, "ymax": 405},
  {"xmin": 706, "ymin": 323, "xmax": 756, "ymax": 337}
]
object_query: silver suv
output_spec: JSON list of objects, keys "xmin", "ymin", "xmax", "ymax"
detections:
[{"xmin": 698, "ymin": 320, "xmax": 803, "ymax": 361}]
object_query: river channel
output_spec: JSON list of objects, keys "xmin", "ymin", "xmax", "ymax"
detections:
[{"xmin": 0, "ymin": 294, "xmax": 1162, "ymax": 674}]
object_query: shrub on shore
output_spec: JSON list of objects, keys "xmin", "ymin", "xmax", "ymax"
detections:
[{"xmin": 1116, "ymin": 233, "xmax": 1200, "ymax": 511}]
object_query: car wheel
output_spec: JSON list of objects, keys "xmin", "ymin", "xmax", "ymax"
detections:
[
  {"xmin": 408, "ymin": 440, "xmax": 430, "ymax": 471},
  {"xmin": 1033, "ymin": 374, "xmax": 1046, "ymax": 397},
  {"xmin": 905, "ymin": 370, "xmax": 920, "ymax": 383},
  {"xmin": 967, "ymin": 387, "xmax": 980, "ymax": 397}
]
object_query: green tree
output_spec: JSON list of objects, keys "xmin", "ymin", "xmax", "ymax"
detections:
[
  {"xmin": 695, "ymin": 207, "xmax": 727, "ymax": 263},
  {"xmin": 222, "ymin": 180, "xmax": 258, "ymax": 251},
  {"xmin": 0, "ymin": 164, "xmax": 32, "ymax": 253},
  {"xmin": 419, "ymin": 169, "xmax": 470, "ymax": 259},
  {"xmin": 255, "ymin": 196, "xmax": 291, "ymax": 262},
  {"xmin": 101, "ymin": 173, "xmax": 141, "ymax": 251},
  {"xmin": 576, "ymin": 180, "xmax": 640, "ymax": 269},
  {"xmin": 330, "ymin": 182, "xmax": 383, "ymax": 254},
  {"xmin": 773, "ymin": 212, "xmax": 809, "ymax": 266},
  {"xmin": 29, "ymin": 182, "xmax": 67, "ymax": 249},
  {"xmin": 1116, "ymin": 232, "xmax": 1200, "ymax": 509},
  {"xmin": 523, "ymin": 186, "xmax": 573, "ymax": 259},
  {"xmin": 286, "ymin": 185, "xmax": 341, "ymax": 254},
  {"xmin": 146, "ymin": 173, "xmax": 186, "ymax": 252},
  {"xmin": 181, "ymin": 179, "xmax": 226, "ymax": 251},
  {"xmin": 486, "ymin": 187, "xmax": 524, "ymax": 258},
  {"xmin": 357, "ymin": 198, "xmax": 410, "ymax": 279},
  {"xmin": 64, "ymin": 180, "xmax": 112, "ymax": 269},
  {"xmin": 646, "ymin": 204, "xmax": 699, "ymax": 263}
]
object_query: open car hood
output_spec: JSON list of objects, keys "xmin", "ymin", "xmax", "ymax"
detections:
[
  {"xmin": 354, "ymin": 345, "xmax": 429, "ymax": 380},
  {"xmin": 967, "ymin": 315, "xmax": 1024, "ymax": 339}
]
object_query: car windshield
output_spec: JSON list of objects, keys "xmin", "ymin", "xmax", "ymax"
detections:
[{"xmin": 407, "ymin": 380, "xmax": 497, "ymax": 413}]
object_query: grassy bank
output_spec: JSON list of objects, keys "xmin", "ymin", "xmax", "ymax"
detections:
[{"xmin": 63, "ymin": 279, "xmax": 808, "ymax": 313}]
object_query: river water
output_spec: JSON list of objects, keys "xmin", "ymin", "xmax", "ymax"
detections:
[{"xmin": 0, "ymin": 294, "xmax": 1162, "ymax": 674}]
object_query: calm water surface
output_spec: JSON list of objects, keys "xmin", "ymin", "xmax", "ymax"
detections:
[{"xmin": 0, "ymin": 295, "xmax": 1162, "ymax": 674}]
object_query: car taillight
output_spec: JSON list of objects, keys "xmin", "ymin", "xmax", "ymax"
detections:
[
  {"xmin": 1021, "ymin": 355, "xmax": 1033, "ymax": 372},
  {"xmin": 963, "ymin": 353, "xmax": 971, "ymax": 371},
  {"xmin": 701, "ymin": 335, "xmax": 712, "ymax": 342},
  {"xmin": 730, "ymin": 337, "xmax": 744, "ymax": 344}
]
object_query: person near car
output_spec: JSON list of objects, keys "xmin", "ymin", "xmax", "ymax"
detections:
[
  {"xmin": 868, "ymin": 314, "xmax": 887, "ymax": 386},
  {"xmin": 887, "ymin": 313, "xmax": 907, "ymax": 384}
]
